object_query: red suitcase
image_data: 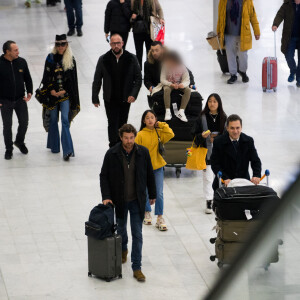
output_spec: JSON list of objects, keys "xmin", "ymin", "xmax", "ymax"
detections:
[{"xmin": 262, "ymin": 32, "xmax": 277, "ymax": 92}]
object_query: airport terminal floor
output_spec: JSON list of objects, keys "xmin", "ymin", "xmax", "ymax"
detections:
[{"xmin": 0, "ymin": 0, "xmax": 300, "ymax": 299}]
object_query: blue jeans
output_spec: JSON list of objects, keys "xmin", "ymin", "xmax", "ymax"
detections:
[
  {"xmin": 64, "ymin": 0, "xmax": 83, "ymax": 30},
  {"xmin": 285, "ymin": 37, "xmax": 300, "ymax": 81},
  {"xmin": 47, "ymin": 99, "xmax": 74, "ymax": 156},
  {"xmin": 145, "ymin": 167, "xmax": 164, "ymax": 215},
  {"xmin": 117, "ymin": 200, "xmax": 143, "ymax": 271}
]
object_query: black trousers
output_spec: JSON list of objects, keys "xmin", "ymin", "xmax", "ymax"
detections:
[
  {"xmin": 133, "ymin": 32, "xmax": 152, "ymax": 69},
  {"xmin": 111, "ymin": 32, "xmax": 129, "ymax": 49},
  {"xmin": 0, "ymin": 98, "xmax": 29, "ymax": 151},
  {"xmin": 104, "ymin": 100, "xmax": 131, "ymax": 148}
]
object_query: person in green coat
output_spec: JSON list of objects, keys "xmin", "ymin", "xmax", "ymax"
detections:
[{"xmin": 272, "ymin": 0, "xmax": 300, "ymax": 87}]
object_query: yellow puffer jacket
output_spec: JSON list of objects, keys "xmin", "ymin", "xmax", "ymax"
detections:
[
  {"xmin": 217, "ymin": 0, "xmax": 260, "ymax": 52},
  {"xmin": 135, "ymin": 122, "xmax": 174, "ymax": 171}
]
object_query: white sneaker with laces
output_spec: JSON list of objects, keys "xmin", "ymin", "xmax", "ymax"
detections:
[
  {"xmin": 165, "ymin": 109, "xmax": 172, "ymax": 121},
  {"xmin": 176, "ymin": 109, "xmax": 188, "ymax": 122},
  {"xmin": 143, "ymin": 212, "xmax": 152, "ymax": 225},
  {"xmin": 156, "ymin": 217, "xmax": 168, "ymax": 231}
]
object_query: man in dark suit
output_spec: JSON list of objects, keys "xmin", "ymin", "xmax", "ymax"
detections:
[{"xmin": 211, "ymin": 114, "xmax": 262, "ymax": 190}]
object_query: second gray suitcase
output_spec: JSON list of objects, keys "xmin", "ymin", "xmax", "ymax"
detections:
[{"xmin": 88, "ymin": 234, "xmax": 122, "ymax": 282}]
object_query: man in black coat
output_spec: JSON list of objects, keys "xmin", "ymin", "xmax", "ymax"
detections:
[
  {"xmin": 0, "ymin": 41, "xmax": 33, "ymax": 160},
  {"xmin": 211, "ymin": 114, "xmax": 262, "ymax": 190},
  {"xmin": 100, "ymin": 124, "xmax": 156, "ymax": 282},
  {"xmin": 104, "ymin": 0, "xmax": 132, "ymax": 48},
  {"xmin": 92, "ymin": 34, "xmax": 142, "ymax": 148}
]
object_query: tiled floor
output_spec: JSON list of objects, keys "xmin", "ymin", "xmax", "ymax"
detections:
[{"xmin": 0, "ymin": 0, "xmax": 299, "ymax": 299}]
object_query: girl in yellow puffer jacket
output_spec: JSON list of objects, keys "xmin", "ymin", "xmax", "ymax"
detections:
[{"xmin": 135, "ymin": 110, "xmax": 174, "ymax": 231}]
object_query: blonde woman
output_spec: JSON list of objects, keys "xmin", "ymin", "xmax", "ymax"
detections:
[{"xmin": 42, "ymin": 34, "xmax": 80, "ymax": 161}]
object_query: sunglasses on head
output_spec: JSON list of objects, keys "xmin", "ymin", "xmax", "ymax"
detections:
[{"xmin": 55, "ymin": 42, "xmax": 67, "ymax": 47}]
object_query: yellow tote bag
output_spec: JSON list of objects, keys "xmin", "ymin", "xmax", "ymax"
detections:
[{"xmin": 186, "ymin": 140, "xmax": 208, "ymax": 171}]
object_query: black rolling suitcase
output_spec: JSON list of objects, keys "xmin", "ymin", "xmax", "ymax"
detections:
[
  {"xmin": 217, "ymin": 50, "xmax": 229, "ymax": 74},
  {"xmin": 85, "ymin": 204, "xmax": 122, "ymax": 281},
  {"xmin": 213, "ymin": 185, "xmax": 280, "ymax": 221}
]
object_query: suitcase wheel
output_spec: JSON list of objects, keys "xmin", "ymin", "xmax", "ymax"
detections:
[
  {"xmin": 273, "ymin": 88, "xmax": 277, "ymax": 92},
  {"xmin": 119, "ymin": 274, "xmax": 122, "ymax": 279},
  {"xmin": 210, "ymin": 238, "xmax": 217, "ymax": 244},
  {"xmin": 264, "ymin": 264, "xmax": 270, "ymax": 271},
  {"xmin": 88, "ymin": 272, "xmax": 92, "ymax": 277},
  {"xmin": 175, "ymin": 168, "xmax": 181, "ymax": 178},
  {"xmin": 263, "ymin": 87, "xmax": 267, "ymax": 92},
  {"xmin": 210, "ymin": 255, "xmax": 216, "ymax": 262},
  {"xmin": 278, "ymin": 239, "xmax": 284, "ymax": 245},
  {"xmin": 106, "ymin": 278, "xmax": 111, "ymax": 282},
  {"xmin": 217, "ymin": 262, "xmax": 223, "ymax": 269}
]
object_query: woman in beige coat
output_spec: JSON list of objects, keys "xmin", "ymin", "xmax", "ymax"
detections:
[{"xmin": 131, "ymin": 0, "xmax": 165, "ymax": 69}]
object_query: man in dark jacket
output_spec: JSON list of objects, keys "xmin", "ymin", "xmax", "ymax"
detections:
[
  {"xmin": 100, "ymin": 124, "xmax": 156, "ymax": 282},
  {"xmin": 104, "ymin": 0, "xmax": 132, "ymax": 48},
  {"xmin": 273, "ymin": 0, "xmax": 300, "ymax": 87},
  {"xmin": 92, "ymin": 34, "xmax": 142, "ymax": 147},
  {"xmin": 0, "ymin": 41, "xmax": 33, "ymax": 160},
  {"xmin": 211, "ymin": 114, "xmax": 262, "ymax": 190}
]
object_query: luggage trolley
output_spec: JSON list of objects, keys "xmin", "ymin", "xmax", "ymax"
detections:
[{"xmin": 209, "ymin": 170, "xmax": 282, "ymax": 270}]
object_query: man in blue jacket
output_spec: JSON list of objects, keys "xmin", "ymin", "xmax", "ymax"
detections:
[
  {"xmin": 211, "ymin": 114, "xmax": 262, "ymax": 190},
  {"xmin": 0, "ymin": 41, "xmax": 33, "ymax": 160}
]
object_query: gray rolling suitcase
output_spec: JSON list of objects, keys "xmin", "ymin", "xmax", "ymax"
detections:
[{"xmin": 87, "ymin": 234, "xmax": 122, "ymax": 282}]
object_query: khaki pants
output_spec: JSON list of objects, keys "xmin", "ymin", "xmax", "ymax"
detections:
[{"xmin": 163, "ymin": 86, "xmax": 191, "ymax": 110}]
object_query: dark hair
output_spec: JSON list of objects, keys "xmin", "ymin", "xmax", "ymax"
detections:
[
  {"xmin": 3, "ymin": 40, "xmax": 16, "ymax": 54},
  {"xmin": 226, "ymin": 114, "xmax": 243, "ymax": 127},
  {"xmin": 140, "ymin": 110, "xmax": 157, "ymax": 131},
  {"xmin": 119, "ymin": 124, "xmax": 137, "ymax": 137},
  {"xmin": 201, "ymin": 93, "xmax": 227, "ymax": 133},
  {"xmin": 163, "ymin": 50, "xmax": 182, "ymax": 65},
  {"xmin": 151, "ymin": 41, "xmax": 163, "ymax": 47}
]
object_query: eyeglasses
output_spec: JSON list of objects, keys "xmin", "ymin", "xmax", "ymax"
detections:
[
  {"xmin": 55, "ymin": 42, "xmax": 67, "ymax": 47},
  {"xmin": 110, "ymin": 42, "xmax": 122, "ymax": 46}
]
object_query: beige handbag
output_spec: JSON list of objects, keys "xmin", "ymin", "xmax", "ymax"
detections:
[{"xmin": 206, "ymin": 31, "xmax": 221, "ymax": 50}]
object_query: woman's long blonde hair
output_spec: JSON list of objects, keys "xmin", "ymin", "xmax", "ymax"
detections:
[{"xmin": 51, "ymin": 44, "xmax": 74, "ymax": 71}]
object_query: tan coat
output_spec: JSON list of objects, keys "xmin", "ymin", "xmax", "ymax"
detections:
[{"xmin": 217, "ymin": 0, "xmax": 260, "ymax": 51}]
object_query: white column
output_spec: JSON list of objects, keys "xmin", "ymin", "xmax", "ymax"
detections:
[{"xmin": 213, "ymin": 0, "xmax": 220, "ymax": 32}]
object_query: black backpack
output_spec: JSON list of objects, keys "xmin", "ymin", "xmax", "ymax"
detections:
[{"xmin": 85, "ymin": 204, "xmax": 116, "ymax": 240}]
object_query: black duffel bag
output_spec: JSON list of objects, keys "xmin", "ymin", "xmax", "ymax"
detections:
[
  {"xmin": 213, "ymin": 185, "xmax": 280, "ymax": 220},
  {"xmin": 85, "ymin": 203, "xmax": 116, "ymax": 240}
]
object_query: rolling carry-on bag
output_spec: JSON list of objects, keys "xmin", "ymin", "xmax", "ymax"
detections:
[
  {"xmin": 217, "ymin": 49, "xmax": 230, "ymax": 74},
  {"xmin": 213, "ymin": 185, "xmax": 280, "ymax": 221},
  {"xmin": 262, "ymin": 32, "xmax": 277, "ymax": 92}
]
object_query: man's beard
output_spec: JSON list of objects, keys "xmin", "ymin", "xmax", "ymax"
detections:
[{"xmin": 113, "ymin": 49, "xmax": 122, "ymax": 55}]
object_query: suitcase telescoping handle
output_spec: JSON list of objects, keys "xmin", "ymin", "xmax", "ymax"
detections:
[
  {"xmin": 217, "ymin": 169, "xmax": 270, "ymax": 188},
  {"xmin": 107, "ymin": 202, "xmax": 117, "ymax": 233},
  {"xmin": 274, "ymin": 31, "xmax": 277, "ymax": 58}
]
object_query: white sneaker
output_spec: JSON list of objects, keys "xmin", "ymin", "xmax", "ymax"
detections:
[
  {"xmin": 143, "ymin": 212, "xmax": 152, "ymax": 225},
  {"xmin": 176, "ymin": 109, "xmax": 188, "ymax": 122},
  {"xmin": 155, "ymin": 217, "xmax": 168, "ymax": 231},
  {"xmin": 164, "ymin": 109, "xmax": 172, "ymax": 121},
  {"xmin": 205, "ymin": 200, "xmax": 213, "ymax": 214}
]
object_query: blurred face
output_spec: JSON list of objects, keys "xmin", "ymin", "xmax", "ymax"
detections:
[
  {"xmin": 6, "ymin": 43, "xmax": 19, "ymax": 60},
  {"xmin": 295, "ymin": 0, "xmax": 300, "ymax": 4},
  {"xmin": 151, "ymin": 44, "xmax": 163, "ymax": 60},
  {"xmin": 120, "ymin": 132, "xmax": 135, "ymax": 151},
  {"xmin": 55, "ymin": 41, "xmax": 68, "ymax": 55},
  {"xmin": 144, "ymin": 112, "xmax": 156, "ymax": 128},
  {"xmin": 110, "ymin": 35, "xmax": 123, "ymax": 55},
  {"xmin": 207, "ymin": 96, "xmax": 219, "ymax": 113},
  {"xmin": 227, "ymin": 120, "xmax": 242, "ymax": 140},
  {"xmin": 164, "ymin": 58, "xmax": 177, "ymax": 69}
]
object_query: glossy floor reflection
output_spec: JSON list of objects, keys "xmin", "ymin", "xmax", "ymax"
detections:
[{"xmin": 0, "ymin": 0, "xmax": 299, "ymax": 299}]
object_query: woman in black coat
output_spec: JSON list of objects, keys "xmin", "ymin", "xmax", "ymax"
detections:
[
  {"xmin": 104, "ymin": 0, "xmax": 132, "ymax": 48},
  {"xmin": 192, "ymin": 93, "xmax": 227, "ymax": 214},
  {"xmin": 42, "ymin": 34, "xmax": 80, "ymax": 161}
]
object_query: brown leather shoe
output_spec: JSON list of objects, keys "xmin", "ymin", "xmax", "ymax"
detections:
[
  {"xmin": 133, "ymin": 270, "xmax": 146, "ymax": 282},
  {"xmin": 122, "ymin": 250, "xmax": 128, "ymax": 264}
]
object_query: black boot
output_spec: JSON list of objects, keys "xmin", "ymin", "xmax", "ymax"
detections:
[
  {"xmin": 14, "ymin": 142, "xmax": 28, "ymax": 154},
  {"xmin": 67, "ymin": 29, "xmax": 75, "ymax": 36},
  {"xmin": 5, "ymin": 150, "xmax": 13, "ymax": 160},
  {"xmin": 227, "ymin": 74, "xmax": 237, "ymax": 84},
  {"xmin": 77, "ymin": 28, "xmax": 83, "ymax": 37},
  {"xmin": 239, "ymin": 71, "xmax": 249, "ymax": 83}
]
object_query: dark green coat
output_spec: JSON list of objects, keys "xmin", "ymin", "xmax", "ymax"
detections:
[{"xmin": 273, "ymin": 0, "xmax": 296, "ymax": 55}]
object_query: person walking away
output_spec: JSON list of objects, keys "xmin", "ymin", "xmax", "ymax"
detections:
[
  {"xmin": 64, "ymin": 0, "xmax": 83, "ymax": 36},
  {"xmin": 217, "ymin": 0, "xmax": 260, "ymax": 84},
  {"xmin": 272, "ymin": 0, "xmax": 300, "ymax": 87},
  {"xmin": 210, "ymin": 114, "xmax": 262, "ymax": 190},
  {"xmin": 92, "ymin": 34, "xmax": 142, "ymax": 148},
  {"xmin": 104, "ymin": 0, "xmax": 132, "ymax": 48},
  {"xmin": 100, "ymin": 124, "xmax": 156, "ymax": 282},
  {"xmin": 41, "ymin": 34, "xmax": 80, "ymax": 161},
  {"xmin": 135, "ymin": 110, "xmax": 174, "ymax": 230},
  {"xmin": 159, "ymin": 51, "xmax": 191, "ymax": 122},
  {"xmin": 192, "ymin": 94, "xmax": 227, "ymax": 214},
  {"xmin": 131, "ymin": 0, "xmax": 165, "ymax": 69},
  {"xmin": 0, "ymin": 41, "xmax": 33, "ymax": 160}
]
